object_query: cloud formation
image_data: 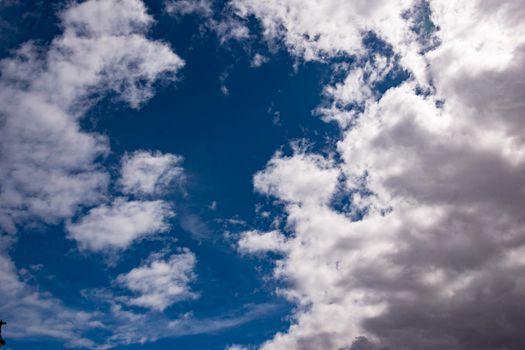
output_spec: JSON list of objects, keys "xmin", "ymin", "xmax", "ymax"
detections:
[
  {"xmin": 165, "ymin": 0, "xmax": 213, "ymax": 17},
  {"xmin": 116, "ymin": 250, "xmax": 197, "ymax": 311},
  {"xmin": 120, "ymin": 151, "xmax": 185, "ymax": 196},
  {"xmin": 165, "ymin": 0, "xmax": 250, "ymax": 45},
  {"xmin": 68, "ymin": 149, "xmax": 185, "ymax": 252},
  {"xmin": 67, "ymin": 198, "xmax": 174, "ymax": 252},
  {"xmin": 235, "ymin": 0, "xmax": 525, "ymax": 349},
  {"xmin": 238, "ymin": 230, "xmax": 286, "ymax": 254},
  {"xmin": 0, "ymin": 0, "xmax": 183, "ymax": 233},
  {"xmin": 0, "ymin": 0, "xmax": 190, "ymax": 346}
]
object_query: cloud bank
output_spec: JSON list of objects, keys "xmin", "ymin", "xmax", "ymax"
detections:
[{"xmin": 234, "ymin": 0, "xmax": 525, "ymax": 349}]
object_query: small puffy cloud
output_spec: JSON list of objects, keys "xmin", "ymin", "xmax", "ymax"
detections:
[
  {"xmin": 238, "ymin": 230, "xmax": 286, "ymax": 254},
  {"xmin": 119, "ymin": 151, "xmax": 184, "ymax": 196},
  {"xmin": 116, "ymin": 250, "xmax": 197, "ymax": 311},
  {"xmin": 250, "ymin": 53, "xmax": 268, "ymax": 67},
  {"xmin": 67, "ymin": 198, "xmax": 174, "ymax": 252}
]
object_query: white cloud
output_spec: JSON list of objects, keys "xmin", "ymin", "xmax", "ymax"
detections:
[
  {"xmin": 231, "ymin": 0, "xmax": 417, "ymax": 61},
  {"xmin": 0, "ymin": 2, "xmax": 189, "ymax": 344},
  {"xmin": 61, "ymin": 0, "xmax": 153, "ymax": 37},
  {"xmin": 226, "ymin": 345, "xmax": 249, "ymax": 350},
  {"xmin": 238, "ymin": 230, "xmax": 286, "ymax": 254},
  {"xmin": 120, "ymin": 151, "xmax": 184, "ymax": 196},
  {"xmin": 116, "ymin": 250, "xmax": 197, "ymax": 311},
  {"xmin": 236, "ymin": 0, "xmax": 525, "ymax": 349},
  {"xmin": 165, "ymin": 0, "xmax": 251, "ymax": 45},
  {"xmin": 165, "ymin": 0, "xmax": 213, "ymax": 17},
  {"xmin": 209, "ymin": 17, "xmax": 250, "ymax": 44},
  {"xmin": 254, "ymin": 150, "xmax": 339, "ymax": 206},
  {"xmin": 67, "ymin": 198, "xmax": 174, "ymax": 252},
  {"xmin": 1, "ymin": 248, "xmax": 274, "ymax": 349},
  {"xmin": 250, "ymin": 53, "xmax": 268, "ymax": 67},
  {"xmin": 316, "ymin": 54, "xmax": 395, "ymax": 127},
  {"xmin": 0, "ymin": 0, "xmax": 183, "ymax": 233}
]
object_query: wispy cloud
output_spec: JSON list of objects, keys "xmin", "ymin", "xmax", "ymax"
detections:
[
  {"xmin": 120, "ymin": 151, "xmax": 185, "ymax": 196},
  {"xmin": 0, "ymin": 253, "xmax": 100, "ymax": 348},
  {"xmin": 98, "ymin": 302, "xmax": 280, "ymax": 349}
]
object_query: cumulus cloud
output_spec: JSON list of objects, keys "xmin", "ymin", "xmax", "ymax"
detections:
[
  {"xmin": 236, "ymin": 0, "xmax": 525, "ymax": 349},
  {"xmin": 120, "ymin": 151, "xmax": 185, "ymax": 196},
  {"xmin": 116, "ymin": 250, "xmax": 197, "ymax": 311},
  {"xmin": 0, "ymin": 0, "xmax": 183, "ymax": 233},
  {"xmin": 67, "ymin": 198, "xmax": 174, "ymax": 252}
]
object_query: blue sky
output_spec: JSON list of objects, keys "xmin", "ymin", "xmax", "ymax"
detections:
[{"xmin": 2, "ymin": 1, "xmax": 525, "ymax": 350}]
